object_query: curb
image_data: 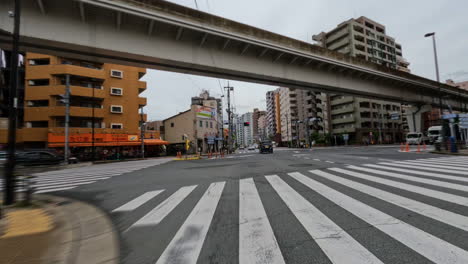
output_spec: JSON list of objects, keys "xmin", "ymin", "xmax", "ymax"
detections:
[{"xmin": 38, "ymin": 194, "xmax": 119, "ymax": 264}]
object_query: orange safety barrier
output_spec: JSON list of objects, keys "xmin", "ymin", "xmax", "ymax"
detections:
[
  {"xmin": 416, "ymin": 144, "xmax": 421, "ymax": 153},
  {"xmin": 405, "ymin": 143, "xmax": 410, "ymax": 152}
]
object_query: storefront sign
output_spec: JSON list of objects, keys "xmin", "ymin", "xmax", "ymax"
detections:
[{"xmin": 49, "ymin": 133, "xmax": 137, "ymax": 143}]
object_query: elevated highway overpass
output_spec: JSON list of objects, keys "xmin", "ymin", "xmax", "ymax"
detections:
[{"xmin": 1, "ymin": 0, "xmax": 467, "ymax": 114}]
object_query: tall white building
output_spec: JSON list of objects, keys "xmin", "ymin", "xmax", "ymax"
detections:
[{"xmin": 235, "ymin": 112, "xmax": 254, "ymax": 147}]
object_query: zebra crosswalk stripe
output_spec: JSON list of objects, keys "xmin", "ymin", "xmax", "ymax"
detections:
[
  {"xmin": 330, "ymin": 167, "xmax": 468, "ymax": 206},
  {"xmin": 239, "ymin": 178, "xmax": 285, "ymax": 264},
  {"xmin": 130, "ymin": 185, "xmax": 197, "ymax": 228},
  {"xmin": 310, "ymin": 169, "xmax": 468, "ymax": 232},
  {"xmin": 155, "ymin": 182, "xmax": 225, "ymax": 264},
  {"xmin": 347, "ymin": 165, "xmax": 468, "ymax": 192},
  {"xmin": 394, "ymin": 161, "xmax": 468, "ymax": 171},
  {"xmin": 408, "ymin": 159, "xmax": 468, "ymax": 168},
  {"xmin": 113, "ymin": 190, "xmax": 164, "ymax": 213},
  {"xmin": 363, "ymin": 164, "xmax": 468, "ymax": 183},
  {"xmin": 266, "ymin": 175, "xmax": 383, "ymax": 264},
  {"xmin": 378, "ymin": 162, "xmax": 468, "ymax": 175},
  {"xmin": 289, "ymin": 171, "xmax": 468, "ymax": 264}
]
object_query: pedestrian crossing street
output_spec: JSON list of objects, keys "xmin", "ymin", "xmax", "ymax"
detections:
[
  {"xmin": 0, "ymin": 158, "xmax": 172, "ymax": 194},
  {"xmin": 114, "ymin": 156, "xmax": 468, "ymax": 263}
]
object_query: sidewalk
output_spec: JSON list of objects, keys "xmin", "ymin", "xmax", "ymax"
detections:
[{"xmin": 0, "ymin": 195, "xmax": 119, "ymax": 264}]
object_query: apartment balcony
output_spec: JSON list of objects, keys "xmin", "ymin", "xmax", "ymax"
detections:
[
  {"xmin": 332, "ymin": 127, "xmax": 356, "ymax": 134},
  {"xmin": 331, "ymin": 96, "xmax": 354, "ymax": 106},
  {"xmin": 326, "ymin": 27, "xmax": 349, "ymax": 44},
  {"xmin": 332, "ymin": 105, "xmax": 354, "ymax": 115},
  {"xmin": 20, "ymin": 128, "xmax": 49, "ymax": 142},
  {"xmin": 329, "ymin": 37, "xmax": 350, "ymax": 51},
  {"xmin": 138, "ymin": 81, "xmax": 147, "ymax": 94},
  {"xmin": 25, "ymin": 106, "xmax": 105, "ymax": 121},
  {"xmin": 25, "ymin": 85, "xmax": 106, "ymax": 100},
  {"xmin": 332, "ymin": 116, "xmax": 355, "ymax": 125},
  {"xmin": 26, "ymin": 64, "xmax": 105, "ymax": 80},
  {"xmin": 138, "ymin": 97, "xmax": 147, "ymax": 107}
]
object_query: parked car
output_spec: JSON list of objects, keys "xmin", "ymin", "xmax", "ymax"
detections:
[
  {"xmin": 259, "ymin": 141, "xmax": 273, "ymax": 154},
  {"xmin": 406, "ymin": 132, "xmax": 429, "ymax": 145},
  {"xmin": 247, "ymin": 145, "xmax": 256, "ymax": 150},
  {"xmin": 16, "ymin": 150, "xmax": 64, "ymax": 166}
]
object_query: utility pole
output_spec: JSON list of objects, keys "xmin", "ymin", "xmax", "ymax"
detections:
[
  {"xmin": 64, "ymin": 74, "xmax": 71, "ymax": 162},
  {"xmin": 4, "ymin": 0, "xmax": 21, "ymax": 205},
  {"xmin": 91, "ymin": 83, "xmax": 95, "ymax": 162},
  {"xmin": 140, "ymin": 106, "xmax": 145, "ymax": 158},
  {"xmin": 285, "ymin": 113, "xmax": 290, "ymax": 148},
  {"xmin": 224, "ymin": 83, "xmax": 233, "ymax": 153}
]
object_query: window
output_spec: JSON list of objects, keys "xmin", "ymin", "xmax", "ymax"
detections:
[
  {"xmin": 28, "ymin": 58, "xmax": 50, "ymax": 65},
  {"xmin": 27, "ymin": 100, "xmax": 49, "ymax": 107},
  {"xmin": 111, "ymin": 123, "xmax": 123, "ymax": 129},
  {"xmin": 110, "ymin": 69, "xmax": 123, "ymax": 78},
  {"xmin": 199, "ymin": 120, "xmax": 203, "ymax": 127},
  {"xmin": 210, "ymin": 122, "xmax": 213, "ymax": 128},
  {"xmin": 110, "ymin": 87, "xmax": 123, "ymax": 95},
  {"xmin": 206, "ymin": 121, "xmax": 209, "ymax": 128},
  {"xmin": 28, "ymin": 79, "xmax": 49, "ymax": 86},
  {"xmin": 171, "ymin": 122, "xmax": 174, "ymax": 128},
  {"xmin": 110, "ymin": 105, "xmax": 123, "ymax": 113},
  {"xmin": 26, "ymin": 121, "xmax": 48, "ymax": 128}
]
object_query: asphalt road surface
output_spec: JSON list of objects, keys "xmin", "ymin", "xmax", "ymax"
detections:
[{"xmin": 42, "ymin": 145, "xmax": 468, "ymax": 264}]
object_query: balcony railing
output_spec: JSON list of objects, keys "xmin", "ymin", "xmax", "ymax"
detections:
[{"xmin": 26, "ymin": 64, "xmax": 105, "ymax": 80}]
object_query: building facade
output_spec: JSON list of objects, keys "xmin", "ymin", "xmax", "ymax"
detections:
[
  {"xmin": 235, "ymin": 112, "xmax": 254, "ymax": 147},
  {"xmin": 0, "ymin": 52, "xmax": 166, "ymax": 158},
  {"xmin": 312, "ymin": 16, "xmax": 408, "ymax": 144},
  {"xmin": 252, "ymin": 108, "xmax": 266, "ymax": 142},
  {"xmin": 266, "ymin": 91, "xmax": 277, "ymax": 138}
]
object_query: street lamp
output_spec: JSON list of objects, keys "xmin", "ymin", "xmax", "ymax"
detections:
[{"xmin": 424, "ymin": 32, "xmax": 443, "ymax": 119}]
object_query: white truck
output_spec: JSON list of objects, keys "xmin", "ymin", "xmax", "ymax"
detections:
[
  {"xmin": 406, "ymin": 132, "xmax": 429, "ymax": 145},
  {"xmin": 427, "ymin": 126, "xmax": 442, "ymax": 144}
]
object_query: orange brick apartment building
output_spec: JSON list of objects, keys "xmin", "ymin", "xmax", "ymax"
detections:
[{"xmin": 1, "ymin": 52, "xmax": 166, "ymax": 158}]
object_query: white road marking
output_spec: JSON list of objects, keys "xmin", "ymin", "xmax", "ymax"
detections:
[
  {"xmin": 394, "ymin": 161, "xmax": 468, "ymax": 171},
  {"xmin": 378, "ymin": 162, "xmax": 468, "ymax": 175},
  {"xmin": 239, "ymin": 178, "xmax": 285, "ymax": 264},
  {"xmin": 112, "ymin": 190, "xmax": 164, "ymax": 212},
  {"xmin": 313, "ymin": 159, "xmax": 321, "ymax": 161},
  {"xmin": 131, "ymin": 185, "xmax": 197, "ymax": 227},
  {"xmin": 331, "ymin": 167, "xmax": 468, "ymax": 206},
  {"xmin": 266, "ymin": 175, "xmax": 383, "ymax": 264},
  {"xmin": 35, "ymin": 186, "xmax": 77, "ymax": 193},
  {"xmin": 364, "ymin": 164, "xmax": 468, "ymax": 183},
  {"xmin": 155, "ymin": 182, "xmax": 225, "ymax": 264},
  {"xmin": 310, "ymin": 170, "xmax": 468, "ymax": 232},
  {"xmin": 348, "ymin": 166, "xmax": 468, "ymax": 192},
  {"xmin": 289, "ymin": 171, "xmax": 468, "ymax": 264},
  {"xmin": 326, "ymin": 161, "xmax": 335, "ymax": 164}
]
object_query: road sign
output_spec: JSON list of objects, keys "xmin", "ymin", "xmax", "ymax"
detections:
[
  {"xmin": 443, "ymin": 113, "xmax": 457, "ymax": 119},
  {"xmin": 207, "ymin": 136, "xmax": 215, "ymax": 145},
  {"xmin": 343, "ymin": 134, "xmax": 349, "ymax": 141},
  {"xmin": 390, "ymin": 112, "xmax": 400, "ymax": 120}
]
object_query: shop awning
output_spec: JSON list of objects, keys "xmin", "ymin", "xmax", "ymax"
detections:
[{"xmin": 48, "ymin": 139, "xmax": 169, "ymax": 147}]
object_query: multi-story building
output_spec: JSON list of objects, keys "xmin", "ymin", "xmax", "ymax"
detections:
[
  {"xmin": 164, "ymin": 91, "xmax": 223, "ymax": 153},
  {"xmin": 313, "ymin": 16, "xmax": 409, "ymax": 143},
  {"xmin": 266, "ymin": 91, "xmax": 277, "ymax": 138},
  {"xmin": 278, "ymin": 87, "xmax": 322, "ymax": 146},
  {"xmin": 252, "ymin": 108, "xmax": 266, "ymax": 142},
  {"xmin": 447, "ymin": 79, "xmax": 468, "ymax": 92},
  {"xmin": 0, "ymin": 52, "xmax": 169, "ymax": 158},
  {"xmin": 257, "ymin": 114, "xmax": 267, "ymax": 141},
  {"xmin": 235, "ymin": 112, "xmax": 254, "ymax": 147}
]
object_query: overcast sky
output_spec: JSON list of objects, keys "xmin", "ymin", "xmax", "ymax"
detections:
[{"xmin": 142, "ymin": 0, "xmax": 468, "ymax": 120}]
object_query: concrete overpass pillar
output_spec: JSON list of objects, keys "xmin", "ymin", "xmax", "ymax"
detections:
[{"xmin": 406, "ymin": 105, "xmax": 432, "ymax": 132}]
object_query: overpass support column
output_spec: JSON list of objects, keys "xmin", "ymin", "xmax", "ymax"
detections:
[{"xmin": 406, "ymin": 105, "xmax": 432, "ymax": 132}]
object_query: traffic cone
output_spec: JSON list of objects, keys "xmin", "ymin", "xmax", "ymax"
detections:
[
  {"xmin": 405, "ymin": 143, "xmax": 410, "ymax": 152},
  {"xmin": 417, "ymin": 144, "xmax": 421, "ymax": 153}
]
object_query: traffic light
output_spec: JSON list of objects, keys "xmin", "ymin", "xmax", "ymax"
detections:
[{"xmin": 243, "ymin": 122, "xmax": 250, "ymax": 126}]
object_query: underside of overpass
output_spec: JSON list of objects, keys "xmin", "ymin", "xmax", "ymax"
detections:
[{"xmin": 0, "ymin": 0, "xmax": 467, "ymax": 110}]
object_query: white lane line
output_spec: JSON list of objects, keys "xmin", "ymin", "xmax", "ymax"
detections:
[
  {"xmin": 326, "ymin": 161, "xmax": 335, "ymax": 164},
  {"xmin": 313, "ymin": 159, "xmax": 321, "ymax": 161},
  {"xmin": 155, "ymin": 182, "xmax": 225, "ymax": 264},
  {"xmin": 310, "ymin": 170, "xmax": 468, "ymax": 232},
  {"xmin": 378, "ymin": 159, "xmax": 395, "ymax": 161},
  {"xmin": 35, "ymin": 186, "xmax": 77, "ymax": 193},
  {"xmin": 364, "ymin": 164, "xmax": 468, "ymax": 183},
  {"xmin": 330, "ymin": 168, "xmax": 468, "ymax": 206},
  {"xmin": 378, "ymin": 162, "xmax": 468, "ymax": 176},
  {"xmin": 358, "ymin": 157, "xmax": 370, "ymax": 159},
  {"xmin": 417, "ymin": 157, "xmax": 468, "ymax": 162},
  {"xmin": 34, "ymin": 172, "xmax": 120, "ymax": 178},
  {"xmin": 34, "ymin": 175, "xmax": 112, "ymax": 183},
  {"xmin": 294, "ymin": 151, "xmax": 300, "ymax": 153},
  {"xmin": 348, "ymin": 166, "xmax": 468, "ymax": 193},
  {"xmin": 33, "ymin": 177, "xmax": 110, "ymax": 187},
  {"xmin": 112, "ymin": 190, "xmax": 164, "ymax": 213},
  {"xmin": 130, "ymin": 185, "xmax": 197, "ymax": 227},
  {"xmin": 239, "ymin": 178, "xmax": 285, "ymax": 264},
  {"xmin": 289, "ymin": 172, "xmax": 468, "ymax": 264},
  {"xmin": 266, "ymin": 175, "xmax": 383, "ymax": 264},
  {"xmin": 394, "ymin": 161, "xmax": 468, "ymax": 171}
]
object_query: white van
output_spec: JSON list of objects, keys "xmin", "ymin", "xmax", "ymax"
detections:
[
  {"xmin": 427, "ymin": 126, "xmax": 442, "ymax": 144},
  {"xmin": 406, "ymin": 132, "xmax": 429, "ymax": 145}
]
